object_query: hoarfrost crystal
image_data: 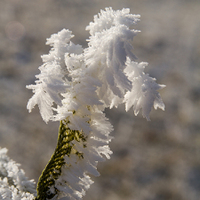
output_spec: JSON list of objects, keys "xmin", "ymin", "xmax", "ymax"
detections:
[{"xmin": 26, "ymin": 7, "xmax": 165, "ymax": 200}]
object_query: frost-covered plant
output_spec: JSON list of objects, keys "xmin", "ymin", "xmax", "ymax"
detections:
[
  {"xmin": 0, "ymin": 7, "xmax": 165, "ymax": 200},
  {"xmin": 0, "ymin": 148, "xmax": 36, "ymax": 200}
]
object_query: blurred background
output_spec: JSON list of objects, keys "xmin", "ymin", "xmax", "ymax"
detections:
[{"xmin": 0, "ymin": 0, "xmax": 200, "ymax": 199}]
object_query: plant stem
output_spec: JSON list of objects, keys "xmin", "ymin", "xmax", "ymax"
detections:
[{"xmin": 35, "ymin": 121, "xmax": 82, "ymax": 200}]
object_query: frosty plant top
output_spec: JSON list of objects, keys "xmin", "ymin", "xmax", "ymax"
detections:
[{"xmin": 26, "ymin": 7, "xmax": 165, "ymax": 200}]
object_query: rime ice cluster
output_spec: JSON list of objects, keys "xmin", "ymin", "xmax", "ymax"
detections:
[
  {"xmin": 26, "ymin": 7, "xmax": 165, "ymax": 200},
  {"xmin": 27, "ymin": 8, "xmax": 164, "ymax": 123},
  {"xmin": 0, "ymin": 148, "xmax": 36, "ymax": 200}
]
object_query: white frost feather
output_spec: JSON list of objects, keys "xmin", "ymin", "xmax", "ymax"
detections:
[{"xmin": 124, "ymin": 59, "xmax": 165, "ymax": 120}]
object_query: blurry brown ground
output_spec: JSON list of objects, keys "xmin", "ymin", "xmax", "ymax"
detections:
[{"xmin": 0, "ymin": 0, "xmax": 200, "ymax": 200}]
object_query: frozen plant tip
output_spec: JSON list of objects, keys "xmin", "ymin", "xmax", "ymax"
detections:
[{"xmin": 26, "ymin": 7, "xmax": 165, "ymax": 200}]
